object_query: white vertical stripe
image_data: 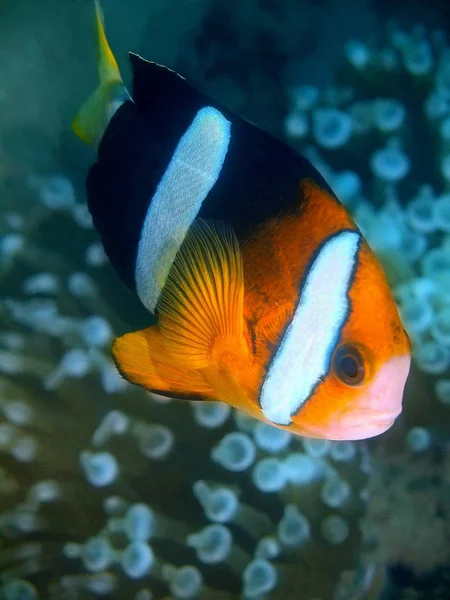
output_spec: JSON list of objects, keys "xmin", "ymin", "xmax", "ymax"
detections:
[
  {"xmin": 260, "ymin": 230, "xmax": 360, "ymax": 426},
  {"xmin": 135, "ymin": 106, "xmax": 231, "ymax": 312}
]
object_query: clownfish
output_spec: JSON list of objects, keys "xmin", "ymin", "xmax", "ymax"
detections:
[{"xmin": 73, "ymin": 1, "xmax": 411, "ymax": 441}]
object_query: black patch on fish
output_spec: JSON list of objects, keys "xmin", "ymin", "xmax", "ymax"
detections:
[{"xmin": 86, "ymin": 53, "xmax": 337, "ymax": 296}]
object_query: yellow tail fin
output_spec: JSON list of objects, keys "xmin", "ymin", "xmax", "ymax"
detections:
[{"xmin": 72, "ymin": 0, "xmax": 127, "ymax": 146}]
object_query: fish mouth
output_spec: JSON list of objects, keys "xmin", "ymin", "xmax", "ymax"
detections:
[
  {"xmin": 300, "ymin": 409, "xmax": 400, "ymax": 441},
  {"xmin": 327, "ymin": 353, "xmax": 411, "ymax": 441},
  {"xmin": 329, "ymin": 412, "xmax": 399, "ymax": 441},
  {"xmin": 340, "ymin": 408, "xmax": 401, "ymax": 429}
]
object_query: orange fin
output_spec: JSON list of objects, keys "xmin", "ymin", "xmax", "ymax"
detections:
[
  {"xmin": 156, "ymin": 218, "xmax": 248, "ymax": 369},
  {"xmin": 112, "ymin": 326, "xmax": 214, "ymax": 398}
]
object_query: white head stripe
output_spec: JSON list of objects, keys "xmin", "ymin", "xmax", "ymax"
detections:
[
  {"xmin": 135, "ymin": 106, "xmax": 231, "ymax": 312},
  {"xmin": 260, "ymin": 230, "xmax": 360, "ymax": 426}
]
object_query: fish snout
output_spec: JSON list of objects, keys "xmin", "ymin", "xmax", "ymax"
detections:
[{"xmin": 332, "ymin": 353, "xmax": 411, "ymax": 440}]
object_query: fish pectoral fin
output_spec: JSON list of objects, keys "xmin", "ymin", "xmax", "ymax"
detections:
[
  {"xmin": 156, "ymin": 218, "xmax": 249, "ymax": 370},
  {"xmin": 112, "ymin": 326, "xmax": 215, "ymax": 398},
  {"xmin": 113, "ymin": 219, "xmax": 249, "ymax": 402},
  {"xmin": 72, "ymin": 0, "xmax": 127, "ymax": 146}
]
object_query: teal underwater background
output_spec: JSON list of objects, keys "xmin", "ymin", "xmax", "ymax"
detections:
[{"xmin": 1, "ymin": 0, "xmax": 450, "ymax": 598}]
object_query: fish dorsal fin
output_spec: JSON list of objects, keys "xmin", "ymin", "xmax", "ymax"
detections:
[{"xmin": 156, "ymin": 218, "xmax": 248, "ymax": 369}]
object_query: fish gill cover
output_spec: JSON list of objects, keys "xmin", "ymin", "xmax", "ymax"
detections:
[{"xmin": 0, "ymin": 0, "xmax": 450, "ymax": 599}]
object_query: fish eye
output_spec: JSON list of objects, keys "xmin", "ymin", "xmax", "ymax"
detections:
[{"xmin": 334, "ymin": 344, "xmax": 365, "ymax": 386}]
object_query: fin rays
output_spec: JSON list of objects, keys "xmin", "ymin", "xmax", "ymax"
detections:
[
  {"xmin": 112, "ymin": 326, "xmax": 215, "ymax": 397},
  {"xmin": 113, "ymin": 219, "xmax": 248, "ymax": 398},
  {"xmin": 156, "ymin": 219, "xmax": 246, "ymax": 369}
]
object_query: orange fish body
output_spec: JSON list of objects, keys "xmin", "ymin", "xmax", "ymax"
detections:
[{"xmin": 74, "ymin": 4, "xmax": 411, "ymax": 440}]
